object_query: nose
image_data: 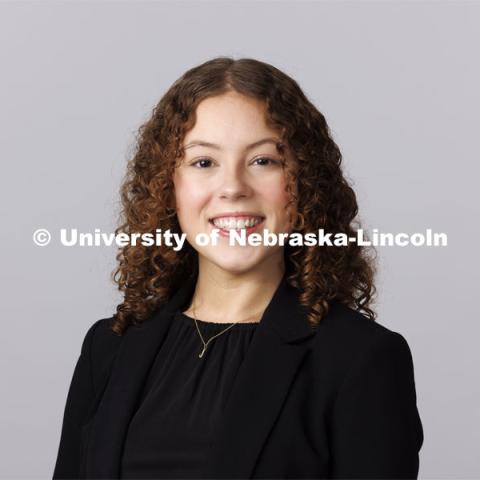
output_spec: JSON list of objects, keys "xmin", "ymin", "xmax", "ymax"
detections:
[{"xmin": 218, "ymin": 164, "xmax": 252, "ymax": 200}]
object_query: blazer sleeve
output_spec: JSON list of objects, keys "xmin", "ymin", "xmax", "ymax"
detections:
[
  {"xmin": 52, "ymin": 319, "xmax": 102, "ymax": 479},
  {"xmin": 329, "ymin": 330, "xmax": 424, "ymax": 479}
]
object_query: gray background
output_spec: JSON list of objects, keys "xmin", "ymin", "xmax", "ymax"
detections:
[{"xmin": 0, "ymin": 1, "xmax": 478, "ymax": 478}]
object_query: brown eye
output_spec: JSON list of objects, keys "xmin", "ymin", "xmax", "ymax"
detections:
[
  {"xmin": 191, "ymin": 158, "xmax": 213, "ymax": 168},
  {"xmin": 252, "ymin": 157, "xmax": 278, "ymax": 166}
]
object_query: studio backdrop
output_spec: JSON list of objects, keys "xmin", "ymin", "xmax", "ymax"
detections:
[{"xmin": 0, "ymin": 1, "xmax": 478, "ymax": 479}]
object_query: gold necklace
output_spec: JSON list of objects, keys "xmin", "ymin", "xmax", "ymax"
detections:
[{"xmin": 191, "ymin": 303, "xmax": 261, "ymax": 358}]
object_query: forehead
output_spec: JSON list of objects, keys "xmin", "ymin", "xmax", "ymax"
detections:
[{"xmin": 184, "ymin": 92, "xmax": 279, "ymax": 145}]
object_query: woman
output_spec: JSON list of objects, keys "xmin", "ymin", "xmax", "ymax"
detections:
[{"xmin": 53, "ymin": 57, "xmax": 423, "ymax": 479}]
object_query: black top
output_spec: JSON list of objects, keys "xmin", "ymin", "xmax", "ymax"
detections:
[
  {"xmin": 53, "ymin": 274, "xmax": 423, "ymax": 479},
  {"xmin": 120, "ymin": 310, "xmax": 259, "ymax": 479}
]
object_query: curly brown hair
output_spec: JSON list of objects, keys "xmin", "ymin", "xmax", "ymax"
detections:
[{"xmin": 110, "ymin": 56, "xmax": 377, "ymax": 336}]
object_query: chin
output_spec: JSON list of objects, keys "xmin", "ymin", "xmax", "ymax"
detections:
[
  {"xmin": 216, "ymin": 259, "xmax": 261, "ymax": 275},
  {"xmin": 206, "ymin": 250, "xmax": 267, "ymax": 275}
]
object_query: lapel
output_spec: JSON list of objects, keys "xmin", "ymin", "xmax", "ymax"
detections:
[{"xmin": 85, "ymin": 271, "xmax": 316, "ymax": 479}]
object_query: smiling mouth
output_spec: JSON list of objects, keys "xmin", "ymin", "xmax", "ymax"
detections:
[{"xmin": 208, "ymin": 216, "xmax": 265, "ymax": 233}]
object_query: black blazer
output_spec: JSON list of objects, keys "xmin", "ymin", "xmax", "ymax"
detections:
[{"xmin": 53, "ymin": 273, "xmax": 424, "ymax": 479}]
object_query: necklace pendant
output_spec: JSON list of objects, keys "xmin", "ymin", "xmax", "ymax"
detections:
[{"xmin": 199, "ymin": 345, "xmax": 207, "ymax": 358}]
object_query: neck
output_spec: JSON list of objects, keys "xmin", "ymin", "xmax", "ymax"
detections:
[{"xmin": 185, "ymin": 254, "xmax": 286, "ymax": 324}]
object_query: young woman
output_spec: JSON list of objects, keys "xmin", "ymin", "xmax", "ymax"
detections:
[{"xmin": 53, "ymin": 57, "xmax": 423, "ymax": 479}]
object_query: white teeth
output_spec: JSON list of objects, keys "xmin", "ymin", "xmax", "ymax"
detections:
[{"xmin": 212, "ymin": 217, "xmax": 263, "ymax": 230}]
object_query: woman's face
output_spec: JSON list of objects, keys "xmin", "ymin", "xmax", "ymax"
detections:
[{"xmin": 173, "ymin": 91, "xmax": 294, "ymax": 276}]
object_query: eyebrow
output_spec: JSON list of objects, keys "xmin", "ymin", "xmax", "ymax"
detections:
[{"xmin": 184, "ymin": 137, "xmax": 281, "ymax": 151}]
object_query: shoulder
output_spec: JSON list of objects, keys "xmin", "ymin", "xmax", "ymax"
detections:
[
  {"xmin": 80, "ymin": 316, "xmax": 123, "ymax": 353},
  {"xmin": 311, "ymin": 301, "xmax": 416, "ymax": 386},
  {"xmin": 316, "ymin": 304, "xmax": 424, "ymax": 476},
  {"xmin": 79, "ymin": 316, "xmax": 124, "ymax": 394},
  {"xmin": 316, "ymin": 301, "xmax": 407, "ymax": 345}
]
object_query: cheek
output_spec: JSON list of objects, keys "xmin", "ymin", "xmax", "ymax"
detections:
[
  {"xmin": 173, "ymin": 173, "xmax": 208, "ymax": 218},
  {"xmin": 260, "ymin": 176, "xmax": 296, "ymax": 233},
  {"xmin": 173, "ymin": 173, "xmax": 192, "ymax": 223},
  {"xmin": 262, "ymin": 176, "xmax": 291, "ymax": 210}
]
